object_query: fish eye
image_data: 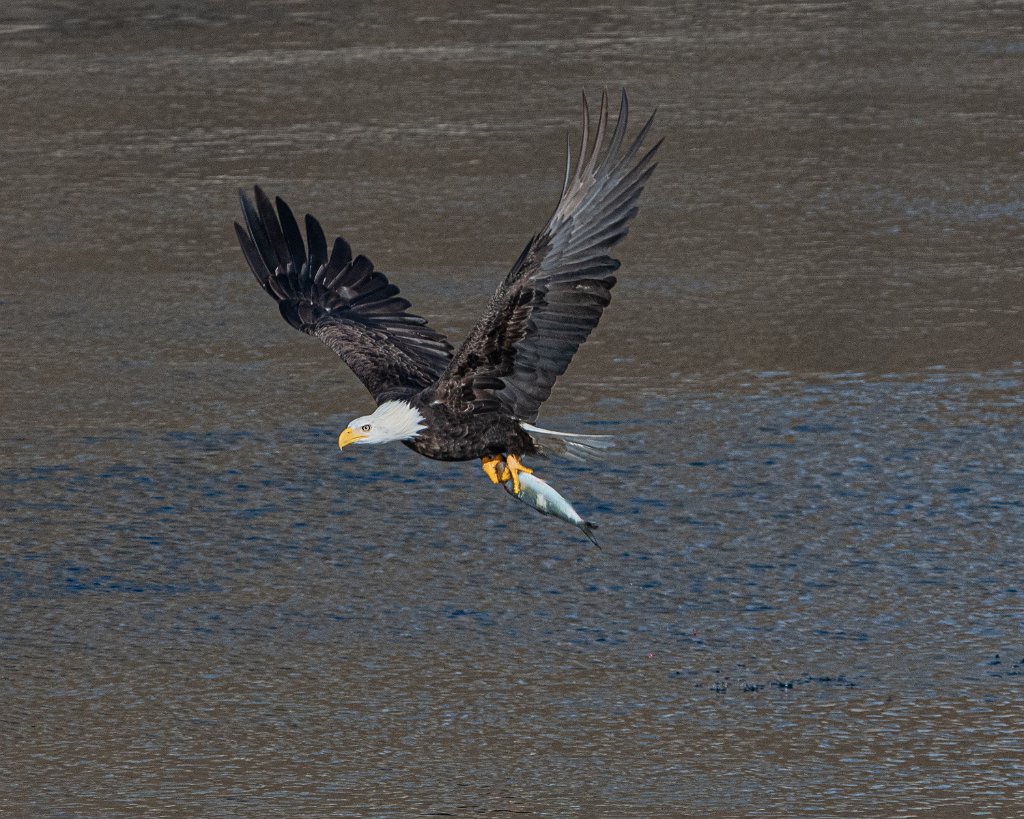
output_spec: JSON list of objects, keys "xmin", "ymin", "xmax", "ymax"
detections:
[{"xmin": 361, "ymin": 424, "xmax": 371, "ymax": 432}]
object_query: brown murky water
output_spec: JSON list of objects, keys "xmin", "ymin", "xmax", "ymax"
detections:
[{"xmin": 2, "ymin": 2, "xmax": 1023, "ymax": 816}]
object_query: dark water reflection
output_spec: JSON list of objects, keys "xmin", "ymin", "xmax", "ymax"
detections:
[{"xmin": 3, "ymin": 1, "xmax": 1023, "ymax": 816}]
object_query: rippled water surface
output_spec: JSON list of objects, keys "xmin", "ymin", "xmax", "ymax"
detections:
[{"xmin": 2, "ymin": 1, "xmax": 1023, "ymax": 816}]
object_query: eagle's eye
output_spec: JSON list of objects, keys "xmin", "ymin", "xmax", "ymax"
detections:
[{"xmin": 361, "ymin": 424, "xmax": 371, "ymax": 432}]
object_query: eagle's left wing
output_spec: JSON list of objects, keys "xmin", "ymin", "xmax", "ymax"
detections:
[{"xmin": 235, "ymin": 187, "xmax": 454, "ymax": 403}]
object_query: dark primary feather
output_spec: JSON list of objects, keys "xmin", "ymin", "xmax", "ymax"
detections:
[
  {"xmin": 433, "ymin": 89, "xmax": 660, "ymax": 421},
  {"xmin": 235, "ymin": 187, "xmax": 454, "ymax": 403}
]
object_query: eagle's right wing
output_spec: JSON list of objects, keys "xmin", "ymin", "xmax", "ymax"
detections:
[
  {"xmin": 235, "ymin": 187, "xmax": 454, "ymax": 403},
  {"xmin": 432, "ymin": 90, "xmax": 660, "ymax": 420}
]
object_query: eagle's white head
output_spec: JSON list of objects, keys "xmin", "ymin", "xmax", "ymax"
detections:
[{"xmin": 337, "ymin": 400, "xmax": 427, "ymax": 449}]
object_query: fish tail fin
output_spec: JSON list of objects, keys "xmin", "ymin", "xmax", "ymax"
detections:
[
  {"xmin": 580, "ymin": 520, "xmax": 600, "ymax": 547},
  {"xmin": 520, "ymin": 422, "xmax": 615, "ymax": 462}
]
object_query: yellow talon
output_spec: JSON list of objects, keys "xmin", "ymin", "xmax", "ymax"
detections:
[
  {"xmin": 504, "ymin": 454, "xmax": 534, "ymax": 495},
  {"xmin": 481, "ymin": 455, "xmax": 506, "ymax": 485}
]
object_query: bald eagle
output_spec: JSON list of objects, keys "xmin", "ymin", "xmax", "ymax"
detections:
[{"xmin": 235, "ymin": 90, "xmax": 659, "ymax": 498}]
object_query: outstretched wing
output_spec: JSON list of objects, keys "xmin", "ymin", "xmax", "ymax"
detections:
[
  {"xmin": 235, "ymin": 187, "xmax": 454, "ymax": 403},
  {"xmin": 432, "ymin": 89, "xmax": 660, "ymax": 421}
]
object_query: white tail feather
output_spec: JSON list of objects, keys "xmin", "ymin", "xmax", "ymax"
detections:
[{"xmin": 520, "ymin": 422, "xmax": 615, "ymax": 462}]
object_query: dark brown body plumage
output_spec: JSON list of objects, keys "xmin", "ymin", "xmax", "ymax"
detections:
[
  {"xmin": 234, "ymin": 90, "xmax": 659, "ymax": 463},
  {"xmin": 402, "ymin": 396, "xmax": 538, "ymax": 461}
]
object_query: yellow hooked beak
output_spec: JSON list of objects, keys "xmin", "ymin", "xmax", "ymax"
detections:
[{"xmin": 338, "ymin": 427, "xmax": 368, "ymax": 450}]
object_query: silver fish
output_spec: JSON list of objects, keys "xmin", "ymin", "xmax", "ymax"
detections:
[{"xmin": 503, "ymin": 471, "xmax": 599, "ymax": 546}]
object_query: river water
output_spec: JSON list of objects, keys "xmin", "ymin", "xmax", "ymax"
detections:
[{"xmin": 2, "ymin": 1, "xmax": 1023, "ymax": 816}]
